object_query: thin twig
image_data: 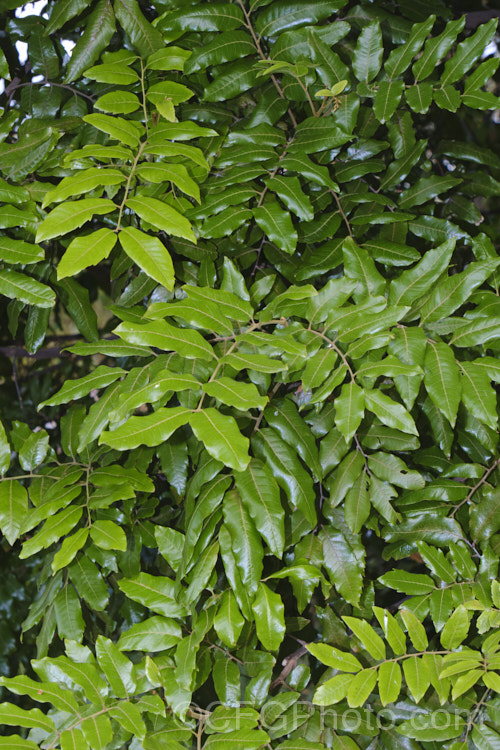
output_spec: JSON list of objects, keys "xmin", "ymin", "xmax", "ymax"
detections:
[
  {"xmin": 450, "ymin": 456, "xmax": 500, "ymax": 519},
  {"xmin": 331, "ymin": 190, "xmax": 353, "ymax": 238},
  {"xmin": 237, "ymin": 0, "xmax": 297, "ymax": 128}
]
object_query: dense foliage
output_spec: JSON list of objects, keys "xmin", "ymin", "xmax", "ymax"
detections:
[{"xmin": 1, "ymin": 0, "xmax": 500, "ymax": 747}]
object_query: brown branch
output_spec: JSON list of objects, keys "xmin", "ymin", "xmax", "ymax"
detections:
[{"xmin": 269, "ymin": 645, "xmax": 308, "ymax": 690}]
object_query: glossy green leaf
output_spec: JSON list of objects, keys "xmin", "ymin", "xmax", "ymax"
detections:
[
  {"xmin": 251, "ymin": 583, "xmax": 285, "ymax": 652},
  {"xmin": 114, "ymin": 0, "xmax": 163, "ymax": 57},
  {"xmin": 95, "ymin": 636, "xmax": 136, "ymax": 698},
  {"xmin": 100, "ymin": 407, "xmax": 191, "ymax": 450},
  {"xmin": 126, "ymin": 196, "xmax": 195, "ymax": 243},
  {"xmin": 335, "ymin": 382, "xmax": 365, "ymax": 443},
  {"xmin": 378, "ymin": 661, "xmax": 402, "ymax": 706},
  {"xmin": 0, "ymin": 269, "xmax": 55, "ymax": 308},
  {"xmin": 234, "ymin": 458, "xmax": 284, "ymax": 558},
  {"xmin": 83, "ymin": 114, "xmax": 140, "ymax": 148},
  {"xmin": 307, "ymin": 643, "xmax": 362, "ymax": 673},
  {"xmin": 190, "ymin": 409, "xmax": 250, "ymax": 472},
  {"xmin": 120, "ymin": 227, "xmax": 175, "ymax": 290},
  {"xmin": 202, "ymin": 377, "xmax": 267, "ymax": 411},
  {"xmin": 36, "ymin": 199, "xmax": 115, "ymax": 243},
  {"xmin": 65, "ymin": 0, "xmax": 115, "ymax": 82},
  {"xmin": 115, "ymin": 320, "xmax": 215, "ymax": 360},
  {"xmin": 442, "ymin": 19, "xmax": 497, "ymax": 86},
  {"xmin": 0, "ymin": 480, "xmax": 28, "ymax": 546},
  {"xmin": 424, "ymin": 340, "xmax": 461, "ymax": 427},
  {"xmin": 364, "ymin": 389, "xmax": 418, "ymax": 436},
  {"xmin": 373, "ymin": 81, "xmax": 404, "ymax": 124},
  {"xmin": 39, "ymin": 365, "xmax": 124, "ymax": 408},
  {"xmin": 214, "ymin": 590, "xmax": 245, "ymax": 648},
  {"xmin": 222, "ymin": 489, "xmax": 263, "ymax": 595},
  {"xmin": 90, "ymin": 520, "xmax": 127, "ymax": 551},
  {"xmin": 118, "ymin": 616, "xmax": 182, "ymax": 651},
  {"xmin": 352, "ymin": 22, "xmax": 383, "ymax": 82},
  {"xmin": 397, "ymin": 713, "xmax": 465, "ymax": 741},
  {"xmin": 57, "ymin": 229, "xmax": 117, "ymax": 280}
]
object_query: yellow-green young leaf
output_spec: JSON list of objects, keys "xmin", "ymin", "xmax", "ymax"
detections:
[
  {"xmin": 0, "ymin": 702, "xmax": 55, "ymax": 733},
  {"xmin": 147, "ymin": 46, "xmax": 192, "ymax": 71},
  {"xmin": 81, "ymin": 713, "xmax": 112, "ymax": 750},
  {"xmin": 403, "ymin": 657, "xmax": 431, "ymax": 703},
  {"xmin": 424, "ymin": 340, "xmax": 461, "ymax": 427},
  {"xmin": 120, "ymin": 227, "xmax": 175, "ymax": 290},
  {"xmin": 0, "ymin": 269, "xmax": 55, "ymax": 308},
  {"xmin": 342, "ymin": 616, "xmax": 386, "ymax": 660},
  {"xmin": 203, "ymin": 377, "xmax": 267, "ymax": 411},
  {"xmin": 36, "ymin": 199, "xmax": 116, "ymax": 243},
  {"xmin": 115, "ymin": 320, "xmax": 215, "ymax": 360},
  {"xmin": 136, "ymin": 162, "xmax": 200, "ymax": 202},
  {"xmin": 90, "ymin": 520, "xmax": 127, "ymax": 551},
  {"xmin": 483, "ymin": 671, "xmax": 500, "ymax": 692},
  {"xmin": 39, "ymin": 365, "xmax": 125, "ymax": 408},
  {"xmin": 0, "ymin": 480, "xmax": 28, "ymax": 545},
  {"xmin": 149, "ymin": 299, "xmax": 234, "ymax": 336},
  {"xmin": 416, "ymin": 541, "xmax": 456, "ymax": 583},
  {"xmin": 20, "ymin": 506, "xmax": 83, "ymax": 559},
  {"xmin": 0, "ymin": 421, "xmax": 10, "ymax": 476},
  {"xmin": 400, "ymin": 609, "xmax": 428, "ymax": 651},
  {"xmin": 347, "ymin": 668, "xmax": 378, "ymax": 707},
  {"xmin": 126, "ymin": 196, "xmax": 196, "ymax": 242},
  {"xmin": 313, "ymin": 673, "xmax": 354, "ymax": 706},
  {"xmin": 373, "ymin": 607, "xmax": 407, "ymax": 656},
  {"xmin": 85, "ymin": 62, "xmax": 139, "ymax": 84},
  {"xmin": 100, "ymin": 407, "xmax": 191, "ymax": 450},
  {"xmin": 52, "ymin": 529, "xmax": 89, "ymax": 573},
  {"xmin": 117, "ymin": 573, "xmax": 185, "ymax": 618},
  {"xmin": 214, "ymin": 590, "xmax": 245, "ymax": 648},
  {"xmin": 234, "ymin": 458, "xmax": 284, "ymax": 559},
  {"xmin": 451, "ymin": 669, "xmax": 482, "ymax": 700},
  {"xmin": 190, "ymin": 409, "xmax": 250, "ymax": 472},
  {"xmin": 60, "ymin": 728, "xmax": 87, "ymax": 750},
  {"xmin": 440, "ymin": 605, "xmax": 470, "ymax": 649},
  {"xmin": 251, "ymin": 583, "xmax": 285, "ymax": 652},
  {"xmin": 95, "ymin": 90, "xmax": 141, "ymax": 114},
  {"xmin": 307, "ymin": 643, "xmax": 362, "ymax": 673},
  {"xmin": 95, "ymin": 636, "xmax": 136, "ymax": 699},
  {"xmin": 118, "ymin": 616, "xmax": 182, "ymax": 652},
  {"xmin": 83, "ymin": 114, "xmax": 141, "ymax": 147},
  {"xmin": 364, "ymin": 389, "xmax": 418, "ymax": 435},
  {"xmin": 335, "ymin": 382, "xmax": 365, "ymax": 443},
  {"xmin": 0, "ymin": 237, "xmax": 44, "ymax": 265},
  {"xmin": 110, "ymin": 702, "xmax": 146, "ymax": 738},
  {"xmin": 378, "ymin": 661, "xmax": 402, "ymax": 706},
  {"xmin": 378, "ymin": 570, "xmax": 435, "ymax": 596},
  {"xmin": 42, "ymin": 168, "xmax": 126, "ymax": 207},
  {"xmin": 0, "ymin": 674, "xmax": 80, "ymax": 713},
  {"xmin": 57, "ymin": 229, "xmax": 117, "ymax": 279}
]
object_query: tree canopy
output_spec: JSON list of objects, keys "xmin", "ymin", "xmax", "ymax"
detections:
[{"xmin": 1, "ymin": 1, "xmax": 500, "ymax": 748}]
